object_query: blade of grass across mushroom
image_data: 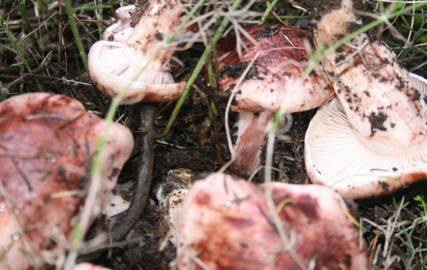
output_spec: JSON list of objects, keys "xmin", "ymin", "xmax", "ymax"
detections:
[
  {"xmin": 88, "ymin": 0, "xmax": 207, "ymax": 104},
  {"xmin": 262, "ymin": 111, "xmax": 309, "ymax": 269},
  {"xmin": 0, "ymin": 182, "xmax": 38, "ymax": 269},
  {"xmin": 219, "ymin": 51, "xmax": 264, "ymax": 173},
  {"xmin": 64, "ymin": 1, "xmax": 208, "ymax": 267},
  {"xmin": 163, "ymin": 0, "xmax": 244, "ymax": 136}
]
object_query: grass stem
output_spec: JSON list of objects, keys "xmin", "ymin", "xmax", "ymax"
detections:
[
  {"xmin": 163, "ymin": 0, "xmax": 243, "ymax": 136},
  {"xmin": 65, "ymin": 0, "xmax": 89, "ymax": 71}
]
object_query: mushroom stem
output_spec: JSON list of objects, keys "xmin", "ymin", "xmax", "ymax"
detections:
[
  {"xmin": 112, "ymin": 104, "xmax": 156, "ymax": 240},
  {"xmin": 231, "ymin": 111, "xmax": 273, "ymax": 175}
]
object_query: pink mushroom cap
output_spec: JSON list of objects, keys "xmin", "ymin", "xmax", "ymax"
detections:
[
  {"xmin": 0, "ymin": 93, "xmax": 133, "ymax": 269},
  {"xmin": 177, "ymin": 173, "xmax": 367, "ymax": 270}
]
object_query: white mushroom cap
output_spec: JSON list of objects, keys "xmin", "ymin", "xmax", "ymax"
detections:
[
  {"xmin": 177, "ymin": 173, "xmax": 367, "ymax": 269},
  {"xmin": 88, "ymin": 0, "xmax": 186, "ymax": 104},
  {"xmin": 102, "ymin": 22, "xmax": 134, "ymax": 43},
  {"xmin": 88, "ymin": 41, "xmax": 185, "ymax": 104},
  {"xmin": 332, "ymin": 43, "xmax": 427, "ymax": 147},
  {"xmin": 305, "ymin": 73, "xmax": 427, "ymax": 199},
  {"xmin": 102, "ymin": 5, "xmax": 136, "ymax": 42},
  {"xmin": 305, "ymin": 0, "xmax": 427, "ymax": 198},
  {"xmin": 114, "ymin": 5, "xmax": 136, "ymax": 22}
]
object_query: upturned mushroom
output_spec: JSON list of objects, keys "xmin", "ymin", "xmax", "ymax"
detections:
[
  {"xmin": 177, "ymin": 173, "xmax": 368, "ymax": 269},
  {"xmin": 0, "ymin": 93, "xmax": 134, "ymax": 269},
  {"xmin": 216, "ymin": 24, "xmax": 333, "ymax": 175},
  {"xmin": 88, "ymin": 0, "xmax": 186, "ymax": 104},
  {"xmin": 304, "ymin": 0, "xmax": 427, "ymax": 198}
]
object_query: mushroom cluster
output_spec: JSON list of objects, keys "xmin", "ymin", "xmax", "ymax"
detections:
[
  {"xmin": 82, "ymin": 0, "xmax": 427, "ymax": 268},
  {"xmin": 0, "ymin": 93, "xmax": 133, "ymax": 269},
  {"xmin": 304, "ymin": 0, "xmax": 427, "ymax": 198},
  {"xmin": 216, "ymin": 24, "xmax": 333, "ymax": 175},
  {"xmin": 4, "ymin": 1, "xmax": 421, "ymax": 269}
]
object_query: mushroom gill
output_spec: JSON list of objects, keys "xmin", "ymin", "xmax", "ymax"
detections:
[{"xmin": 88, "ymin": 0, "xmax": 187, "ymax": 104}]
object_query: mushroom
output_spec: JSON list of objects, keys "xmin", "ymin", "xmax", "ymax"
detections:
[
  {"xmin": 305, "ymin": 70, "xmax": 427, "ymax": 198},
  {"xmin": 304, "ymin": 0, "xmax": 427, "ymax": 198},
  {"xmin": 0, "ymin": 93, "xmax": 133, "ymax": 269},
  {"xmin": 102, "ymin": 5, "xmax": 136, "ymax": 43},
  {"xmin": 88, "ymin": 0, "xmax": 186, "ymax": 105},
  {"xmin": 216, "ymin": 24, "xmax": 333, "ymax": 175},
  {"xmin": 177, "ymin": 173, "xmax": 368, "ymax": 269},
  {"xmin": 155, "ymin": 168, "xmax": 193, "ymax": 244}
]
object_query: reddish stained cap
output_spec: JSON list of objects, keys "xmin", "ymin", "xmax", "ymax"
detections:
[
  {"xmin": 177, "ymin": 173, "xmax": 367, "ymax": 270},
  {"xmin": 0, "ymin": 93, "xmax": 133, "ymax": 269},
  {"xmin": 216, "ymin": 24, "xmax": 333, "ymax": 114}
]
